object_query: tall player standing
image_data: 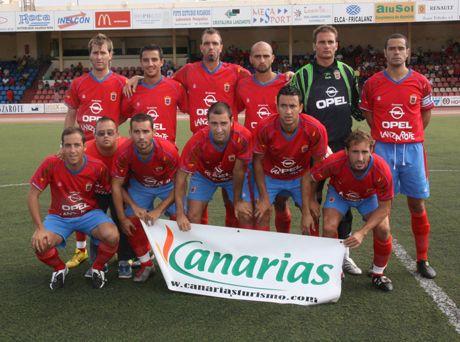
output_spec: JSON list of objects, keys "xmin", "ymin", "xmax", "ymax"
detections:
[
  {"xmin": 235, "ymin": 41, "xmax": 292, "ymax": 233},
  {"xmin": 360, "ymin": 33, "xmax": 436, "ymax": 278},
  {"xmin": 64, "ymin": 33, "xmax": 127, "ymax": 269}
]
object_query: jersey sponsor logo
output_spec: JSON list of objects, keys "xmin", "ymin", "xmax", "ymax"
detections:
[
  {"xmin": 316, "ymin": 87, "xmax": 347, "ymax": 109},
  {"xmin": 389, "ymin": 104, "xmax": 405, "ymax": 120},
  {"xmin": 68, "ymin": 192, "xmax": 82, "ymax": 202},
  {"xmin": 257, "ymin": 106, "xmax": 271, "ymax": 120},
  {"xmin": 204, "ymin": 94, "xmax": 217, "ymax": 107},
  {"xmin": 147, "ymin": 108, "xmax": 159, "ymax": 121},
  {"xmin": 281, "ymin": 159, "xmax": 295, "ymax": 168},
  {"xmin": 89, "ymin": 100, "xmax": 103, "ymax": 115},
  {"xmin": 62, "ymin": 192, "xmax": 90, "ymax": 213},
  {"xmin": 339, "ymin": 190, "xmax": 361, "ymax": 201},
  {"xmin": 204, "ymin": 164, "xmax": 231, "ymax": 181},
  {"xmin": 142, "ymin": 176, "xmax": 170, "ymax": 187},
  {"xmin": 165, "ymin": 96, "xmax": 171, "ymax": 105},
  {"xmin": 270, "ymin": 159, "xmax": 303, "ymax": 176}
]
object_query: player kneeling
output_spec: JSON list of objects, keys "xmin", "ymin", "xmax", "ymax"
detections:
[
  {"xmin": 310, "ymin": 130, "xmax": 394, "ymax": 291},
  {"xmin": 28, "ymin": 128, "xmax": 119, "ymax": 290}
]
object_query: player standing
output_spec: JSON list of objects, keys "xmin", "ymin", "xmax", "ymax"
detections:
[
  {"xmin": 310, "ymin": 130, "xmax": 394, "ymax": 291},
  {"xmin": 85, "ymin": 117, "xmax": 135, "ymax": 278},
  {"xmin": 112, "ymin": 114, "xmax": 179, "ymax": 282},
  {"xmin": 174, "ymin": 102, "xmax": 253, "ymax": 231},
  {"xmin": 235, "ymin": 41, "xmax": 292, "ymax": 233},
  {"xmin": 291, "ymin": 25, "xmax": 364, "ymax": 275},
  {"xmin": 121, "ymin": 44, "xmax": 188, "ymax": 143},
  {"xmin": 28, "ymin": 128, "xmax": 119, "ymax": 289},
  {"xmin": 253, "ymin": 86, "xmax": 328, "ymax": 233},
  {"xmin": 64, "ymin": 33, "xmax": 127, "ymax": 268},
  {"xmin": 360, "ymin": 33, "xmax": 436, "ymax": 278}
]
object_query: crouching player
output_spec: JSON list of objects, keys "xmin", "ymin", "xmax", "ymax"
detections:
[
  {"xmin": 112, "ymin": 113, "xmax": 179, "ymax": 282},
  {"xmin": 175, "ymin": 101, "xmax": 253, "ymax": 231},
  {"xmin": 28, "ymin": 128, "xmax": 119, "ymax": 290},
  {"xmin": 310, "ymin": 130, "xmax": 394, "ymax": 291}
]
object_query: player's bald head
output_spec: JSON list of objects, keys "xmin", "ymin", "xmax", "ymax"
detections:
[{"xmin": 250, "ymin": 41, "xmax": 273, "ymax": 55}]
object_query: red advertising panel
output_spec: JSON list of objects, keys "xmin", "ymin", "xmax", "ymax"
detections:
[{"xmin": 95, "ymin": 11, "xmax": 131, "ymax": 28}]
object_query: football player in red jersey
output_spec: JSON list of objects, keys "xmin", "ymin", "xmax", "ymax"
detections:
[
  {"xmin": 175, "ymin": 102, "xmax": 253, "ymax": 231},
  {"xmin": 85, "ymin": 117, "xmax": 135, "ymax": 279},
  {"xmin": 112, "ymin": 114, "xmax": 179, "ymax": 282},
  {"xmin": 361, "ymin": 33, "xmax": 436, "ymax": 279},
  {"xmin": 121, "ymin": 44, "xmax": 188, "ymax": 143},
  {"xmin": 64, "ymin": 33, "xmax": 127, "ymax": 269},
  {"xmin": 236, "ymin": 41, "xmax": 292, "ymax": 234},
  {"xmin": 310, "ymin": 130, "xmax": 394, "ymax": 291},
  {"xmin": 253, "ymin": 86, "xmax": 328, "ymax": 233},
  {"xmin": 28, "ymin": 127, "xmax": 119, "ymax": 289}
]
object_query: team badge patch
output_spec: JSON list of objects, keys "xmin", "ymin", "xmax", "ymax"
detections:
[
  {"xmin": 410, "ymin": 94, "xmax": 417, "ymax": 105},
  {"xmin": 86, "ymin": 183, "xmax": 92, "ymax": 191},
  {"xmin": 110, "ymin": 92, "xmax": 117, "ymax": 101},
  {"xmin": 224, "ymin": 83, "xmax": 230, "ymax": 92},
  {"xmin": 334, "ymin": 70, "xmax": 341, "ymax": 80},
  {"xmin": 328, "ymin": 197, "xmax": 335, "ymax": 203},
  {"xmin": 82, "ymin": 94, "xmax": 86, "ymax": 99},
  {"xmin": 164, "ymin": 96, "xmax": 171, "ymax": 105},
  {"xmin": 155, "ymin": 167, "xmax": 163, "ymax": 172},
  {"xmin": 228, "ymin": 154, "xmax": 236, "ymax": 162},
  {"xmin": 191, "ymin": 186, "xmax": 196, "ymax": 193},
  {"xmin": 301, "ymin": 145, "xmax": 309, "ymax": 153}
]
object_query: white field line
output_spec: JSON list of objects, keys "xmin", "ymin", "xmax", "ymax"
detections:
[{"xmin": 392, "ymin": 238, "xmax": 460, "ymax": 334}]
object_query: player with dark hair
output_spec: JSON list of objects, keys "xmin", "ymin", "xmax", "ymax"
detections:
[
  {"xmin": 84, "ymin": 117, "xmax": 134, "ymax": 278},
  {"xmin": 291, "ymin": 24, "xmax": 364, "ymax": 275},
  {"xmin": 175, "ymin": 101, "xmax": 253, "ymax": 231},
  {"xmin": 64, "ymin": 33, "xmax": 127, "ymax": 269},
  {"xmin": 360, "ymin": 33, "xmax": 436, "ymax": 279},
  {"xmin": 253, "ymin": 86, "xmax": 328, "ymax": 233},
  {"xmin": 112, "ymin": 113, "xmax": 179, "ymax": 282},
  {"xmin": 28, "ymin": 127, "xmax": 119, "ymax": 289},
  {"xmin": 310, "ymin": 130, "xmax": 394, "ymax": 291},
  {"xmin": 121, "ymin": 44, "xmax": 188, "ymax": 143}
]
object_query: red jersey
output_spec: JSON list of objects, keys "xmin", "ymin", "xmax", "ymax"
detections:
[
  {"xmin": 121, "ymin": 77, "xmax": 188, "ymax": 143},
  {"xmin": 311, "ymin": 150, "xmax": 394, "ymax": 202},
  {"xmin": 254, "ymin": 114, "xmax": 328, "ymax": 180},
  {"xmin": 360, "ymin": 70, "xmax": 434, "ymax": 143},
  {"xmin": 179, "ymin": 123, "xmax": 252, "ymax": 183},
  {"xmin": 236, "ymin": 73, "xmax": 287, "ymax": 130},
  {"xmin": 113, "ymin": 138, "xmax": 179, "ymax": 188},
  {"xmin": 64, "ymin": 71, "xmax": 127, "ymax": 141},
  {"xmin": 86, "ymin": 136, "xmax": 130, "ymax": 194},
  {"xmin": 173, "ymin": 61, "xmax": 251, "ymax": 133},
  {"xmin": 30, "ymin": 155, "xmax": 110, "ymax": 218}
]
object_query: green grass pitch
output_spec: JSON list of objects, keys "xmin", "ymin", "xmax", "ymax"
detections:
[{"xmin": 0, "ymin": 117, "xmax": 458, "ymax": 340}]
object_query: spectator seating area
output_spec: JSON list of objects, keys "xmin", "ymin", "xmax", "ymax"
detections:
[{"xmin": 0, "ymin": 60, "xmax": 39, "ymax": 104}]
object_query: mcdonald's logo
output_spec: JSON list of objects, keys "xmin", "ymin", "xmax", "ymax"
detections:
[{"xmin": 95, "ymin": 11, "xmax": 131, "ymax": 28}]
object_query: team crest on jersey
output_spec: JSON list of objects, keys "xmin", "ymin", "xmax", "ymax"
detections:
[
  {"xmin": 155, "ymin": 166, "xmax": 163, "ymax": 172},
  {"xmin": 86, "ymin": 183, "xmax": 92, "ymax": 191},
  {"xmin": 164, "ymin": 96, "xmax": 171, "ymax": 106},
  {"xmin": 224, "ymin": 83, "xmax": 230, "ymax": 92},
  {"xmin": 410, "ymin": 94, "xmax": 417, "ymax": 105},
  {"xmin": 82, "ymin": 94, "xmax": 86, "ymax": 99},
  {"xmin": 377, "ymin": 96, "xmax": 381, "ymax": 101},
  {"xmin": 57, "ymin": 181, "xmax": 62, "ymax": 187},
  {"xmin": 324, "ymin": 72, "xmax": 332, "ymax": 80},
  {"xmin": 191, "ymin": 186, "xmax": 196, "ymax": 193},
  {"xmin": 334, "ymin": 70, "xmax": 341, "ymax": 80},
  {"xmin": 328, "ymin": 196, "xmax": 335, "ymax": 203},
  {"xmin": 110, "ymin": 92, "xmax": 117, "ymax": 101},
  {"xmin": 228, "ymin": 154, "xmax": 236, "ymax": 162},
  {"xmin": 193, "ymin": 83, "xmax": 197, "ymax": 89},
  {"xmin": 301, "ymin": 145, "xmax": 309, "ymax": 153}
]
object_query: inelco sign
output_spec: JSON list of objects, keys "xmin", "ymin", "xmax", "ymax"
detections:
[{"xmin": 95, "ymin": 11, "xmax": 131, "ymax": 28}]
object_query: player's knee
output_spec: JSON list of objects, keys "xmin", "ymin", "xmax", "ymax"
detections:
[
  {"xmin": 188, "ymin": 210, "xmax": 203, "ymax": 224},
  {"xmin": 322, "ymin": 226, "xmax": 338, "ymax": 238},
  {"xmin": 407, "ymin": 198, "xmax": 425, "ymax": 213},
  {"xmin": 102, "ymin": 223, "xmax": 120, "ymax": 246},
  {"xmin": 375, "ymin": 219, "xmax": 391, "ymax": 240}
]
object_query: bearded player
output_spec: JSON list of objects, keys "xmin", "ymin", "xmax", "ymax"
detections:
[{"xmin": 310, "ymin": 130, "xmax": 394, "ymax": 291}]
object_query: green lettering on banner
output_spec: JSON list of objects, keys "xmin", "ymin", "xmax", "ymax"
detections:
[
  {"xmin": 311, "ymin": 264, "xmax": 333, "ymax": 285},
  {"xmin": 256, "ymin": 257, "xmax": 280, "ymax": 279},
  {"xmin": 208, "ymin": 252, "xmax": 233, "ymax": 274},
  {"xmin": 276, "ymin": 253, "xmax": 291, "ymax": 281},
  {"xmin": 287, "ymin": 262, "xmax": 314, "ymax": 284},
  {"xmin": 184, "ymin": 249, "xmax": 210, "ymax": 271},
  {"xmin": 231, "ymin": 255, "xmax": 258, "ymax": 277}
]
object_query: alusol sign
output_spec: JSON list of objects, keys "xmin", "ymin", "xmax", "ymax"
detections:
[{"xmin": 375, "ymin": 2, "xmax": 416, "ymax": 22}]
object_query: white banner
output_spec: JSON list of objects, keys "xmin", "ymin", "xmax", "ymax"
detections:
[
  {"xmin": 0, "ymin": 12, "xmax": 15, "ymax": 32},
  {"xmin": 292, "ymin": 4, "xmax": 333, "ymax": 25},
  {"xmin": 212, "ymin": 7, "xmax": 252, "ymax": 27},
  {"xmin": 172, "ymin": 8, "xmax": 212, "ymax": 28},
  {"xmin": 415, "ymin": 0, "xmax": 458, "ymax": 21},
  {"xmin": 433, "ymin": 96, "xmax": 460, "ymax": 107},
  {"xmin": 0, "ymin": 103, "xmax": 44, "ymax": 114},
  {"xmin": 251, "ymin": 6, "xmax": 292, "ymax": 26},
  {"xmin": 54, "ymin": 10, "xmax": 95, "ymax": 31},
  {"xmin": 44, "ymin": 103, "xmax": 68, "ymax": 113},
  {"xmin": 143, "ymin": 219, "xmax": 345, "ymax": 306},
  {"xmin": 16, "ymin": 11, "xmax": 54, "ymax": 31},
  {"xmin": 132, "ymin": 9, "xmax": 172, "ymax": 29},
  {"xmin": 333, "ymin": 3, "xmax": 374, "ymax": 24}
]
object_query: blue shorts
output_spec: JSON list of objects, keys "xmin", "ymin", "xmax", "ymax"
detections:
[
  {"xmin": 125, "ymin": 178, "xmax": 176, "ymax": 217},
  {"xmin": 188, "ymin": 172, "xmax": 251, "ymax": 203},
  {"xmin": 324, "ymin": 185, "xmax": 378, "ymax": 218},
  {"xmin": 43, "ymin": 209, "xmax": 114, "ymax": 248},
  {"xmin": 375, "ymin": 142, "xmax": 429, "ymax": 199},
  {"xmin": 253, "ymin": 175, "xmax": 302, "ymax": 207}
]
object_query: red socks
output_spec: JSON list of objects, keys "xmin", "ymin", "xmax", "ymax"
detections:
[
  {"xmin": 36, "ymin": 247, "xmax": 65, "ymax": 271},
  {"xmin": 127, "ymin": 217, "xmax": 151, "ymax": 258},
  {"xmin": 373, "ymin": 235, "xmax": 392, "ymax": 268},
  {"xmin": 411, "ymin": 210, "xmax": 430, "ymax": 261},
  {"xmin": 275, "ymin": 206, "xmax": 292, "ymax": 233},
  {"xmin": 93, "ymin": 241, "xmax": 118, "ymax": 271}
]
